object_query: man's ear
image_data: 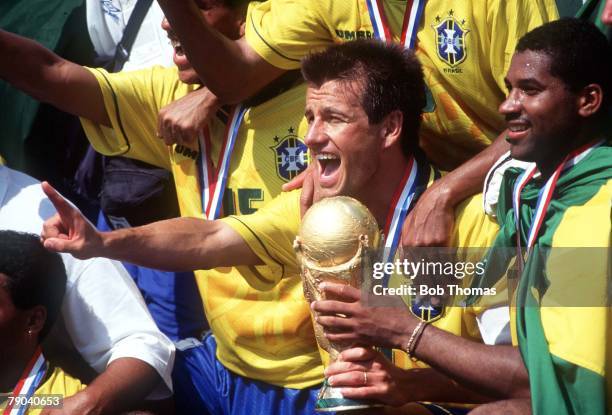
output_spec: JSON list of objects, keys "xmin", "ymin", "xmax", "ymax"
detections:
[
  {"xmin": 380, "ymin": 110, "xmax": 403, "ymax": 149},
  {"xmin": 577, "ymin": 84, "xmax": 603, "ymax": 118},
  {"xmin": 237, "ymin": 3, "xmax": 249, "ymax": 37},
  {"xmin": 25, "ymin": 306, "xmax": 47, "ymax": 339}
]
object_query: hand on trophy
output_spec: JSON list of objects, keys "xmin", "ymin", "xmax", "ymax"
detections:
[
  {"xmin": 294, "ymin": 196, "xmax": 383, "ymax": 411},
  {"xmin": 325, "ymin": 347, "xmax": 413, "ymax": 407},
  {"xmin": 312, "ymin": 283, "xmax": 416, "ymax": 351},
  {"xmin": 325, "ymin": 348, "xmax": 474, "ymax": 414}
]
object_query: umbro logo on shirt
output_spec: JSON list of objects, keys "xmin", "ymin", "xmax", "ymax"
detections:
[
  {"xmin": 174, "ymin": 144, "xmax": 198, "ymax": 161},
  {"xmin": 335, "ymin": 29, "xmax": 374, "ymax": 41}
]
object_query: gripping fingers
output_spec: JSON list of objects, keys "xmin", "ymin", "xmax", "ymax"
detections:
[
  {"xmin": 328, "ymin": 370, "xmax": 374, "ymax": 388},
  {"xmin": 312, "ymin": 299, "xmax": 355, "ymax": 316},
  {"xmin": 325, "ymin": 360, "xmax": 369, "ymax": 377},
  {"xmin": 319, "ymin": 282, "xmax": 361, "ymax": 301},
  {"xmin": 339, "ymin": 347, "xmax": 378, "ymax": 361},
  {"xmin": 316, "ymin": 315, "xmax": 354, "ymax": 332},
  {"xmin": 282, "ymin": 166, "xmax": 309, "ymax": 192}
]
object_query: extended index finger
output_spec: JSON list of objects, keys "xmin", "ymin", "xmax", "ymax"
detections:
[{"xmin": 41, "ymin": 182, "xmax": 77, "ymax": 221}]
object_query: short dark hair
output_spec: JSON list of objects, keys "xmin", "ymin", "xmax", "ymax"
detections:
[
  {"xmin": 301, "ymin": 40, "xmax": 426, "ymax": 157},
  {"xmin": 516, "ymin": 18, "xmax": 612, "ymax": 109},
  {"xmin": 0, "ymin": 231, "xmax": 66, "ymax": 341},
  {"xmin": 196, "ymin": 0, "xmax": 248, "ymax": 9},
  {"xmin": 224, "ymin": 0, "xmax": 249, "ymax": 8}
]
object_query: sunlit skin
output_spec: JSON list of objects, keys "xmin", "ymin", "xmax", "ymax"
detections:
[
  {"xmin": 499, "ymin": 50, "xmax": 582, "ymax": 177},
  {"xmin": 603, "ymin": 0, "xmax": 612, "ymax": 26},
  {"xmin": 162, "ymin": 0, "xmax": 245, "ymax": 84},
  {"xmin": 0, "ymin": 274, "xmax": 44, "ymax": 392},
  {"xmin": 304, "ymin": 80, "xmax": 398, "ymax": 207}
]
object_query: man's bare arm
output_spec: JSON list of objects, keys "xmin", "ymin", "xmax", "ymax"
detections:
[
  {"xmin": 325, "ymin": 348, "xmax": 492, "ymax": 406},
  {"xmin": 41, "ymin": 358, "xmax": 160, "ymax": 415},
  {"xmin": 98, "ymin": 216, "xmax": 260, "ymax": 271},
  {"xmin": 156, "ymin": 0, "xmax": 285, "ymax": 103},
  {"xmin": 157, "ymin": 86, "xmax": 220, "ymax": 146},
  {"xmin": 0, "ymin": 30, "xmax": 109, "ymax": 126},
  {"xmin": 40, "ymin": 182, "xmax": 261, "ymax": 271},
  {"xmin": 402, "ymin": 132, "xmax": 510, "ymax": 247},
  {"xmin": 409, "ymin": 322, "xmax": 530, "ymax": 400},
  {"xmin": 312, "ymin": 284, "xmax": 530, "ymax": 400}
]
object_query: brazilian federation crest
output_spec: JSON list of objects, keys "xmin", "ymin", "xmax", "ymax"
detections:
[
  {"xmin": 432, "ymin": 12, "xmax": 470, "ymax": 68},
  {"xmin": 410, "ymin": 298, "xmax": 444, "ymax": 323},
  {"xmin": 271, "ymin": 127, "xmax": 309, "ymax": 182}
]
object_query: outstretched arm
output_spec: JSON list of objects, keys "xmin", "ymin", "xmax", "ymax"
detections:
[
  {"xmin": 156, "ymin": 0, "xmax": 285, "ymax": 103},
  {"xmin": 40, "ymin": 182, "xmax": 261, "ymax": 270},
  {"xmin": 0, "ymin": 29, "xmax": 108, "ymax": 125}
]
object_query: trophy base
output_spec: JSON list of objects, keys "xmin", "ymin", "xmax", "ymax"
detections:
[{"xmin": 315, "ymin": 380, "xmax": 383, "ymax": 412}]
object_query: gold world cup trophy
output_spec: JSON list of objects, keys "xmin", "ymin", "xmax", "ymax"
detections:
[{"xmin": 294, "ymin": 196, "xmax": 382, "ymax": 412}]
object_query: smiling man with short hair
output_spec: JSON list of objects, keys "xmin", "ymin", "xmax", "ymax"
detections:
[
  {"xmin": 312, "ymin": 18, "xmax": 612, "ymax": 415},
  {"xmin": 40, "ymin": 40, "xmax": 505, "ymax": 413}
]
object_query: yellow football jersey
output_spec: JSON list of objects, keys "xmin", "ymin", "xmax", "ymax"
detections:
[
  {"xmin": 81, "ymin": 66, "xmax": 322, "ymax": 388},
  {"xmin": 246, "ymin": 0, "xmax": 559, "ymax": 169},
  {"xmin": 223, "ymin": 188, "xmax": 499, "ymax": 369},
  {"xmin": 516, "ymin": 179, "xmax": 612, "ymax": 368},
  {"xmin": 0, "ymin": 365, "xmax": 86, "ymax": 415}
]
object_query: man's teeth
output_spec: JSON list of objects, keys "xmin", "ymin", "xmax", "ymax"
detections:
[
  {"xmin": 316, "ymin": 154, "xmax": 338, "ymax": 160},
  {"xmin": 508, "ymin": 124, "xmax": 529, "ymax": 132},
  {"xmin": 170, "ymin": 39, "xmax": 184, "ymax": 55}
]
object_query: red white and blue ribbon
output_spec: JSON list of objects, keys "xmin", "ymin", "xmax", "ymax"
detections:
[
  {"xmin": 512, "ymin": 139, "xmax": 604, "ymax": 259},
  {"xmin": 365, "ymin": 0, "xmax": 426, "ymax": 49},
  {"xmin": 3, "ymin": 347, "xmax": 47, "ymax": 415},
  {"xmin": 377, "ymin": 157, "xmax": 419, "ymax": 362},
  {"xmin": 381, "ymin": 156, "xmax": 419, "ymax": 266},
  {"xmin": 197, "ymin": 105, "xmax": 247, "ymax": 219}
]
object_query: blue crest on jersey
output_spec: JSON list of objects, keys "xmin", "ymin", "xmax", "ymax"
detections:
[
  {"xmin": 410, "ymin": 298, "xmax": 444, "ymax": 323},
  {"xmin": 271, "ymin": 130, "xmax": 309, "ymax": 182},
  {"xmin": 433, "ymin": 16, "xmax": 469, "ymax": 67}
]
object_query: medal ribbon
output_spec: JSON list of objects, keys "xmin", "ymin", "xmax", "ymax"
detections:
[
  {"xmin": 366, "ymin": 0, "xmax": 426, "ymax": 49},
  {"xmin": 197, "ymin": 105, "xmax": 247, "ymax": 220},
  {"xmin": 377, "ymin": 156, "xmax": 418, "ymax": 361},
  {"xmin": 381, "ymin": 156, "xmax": 419, "ymax": 267},
  {"xmin": 3, "ymin": 347, "xmax": 47, "ymax": 415},
  {"xmin": 512, "ymin": 139, "xmax": 603, "ymax": 263}
]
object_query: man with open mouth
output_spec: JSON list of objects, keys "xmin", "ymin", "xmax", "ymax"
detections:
[{"xmin": 40, "ymin": 40, "xmax": 510, "ymax": 413}]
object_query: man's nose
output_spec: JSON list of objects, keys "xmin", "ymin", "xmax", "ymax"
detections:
[
  {"xmin": 304, "ymin": 120, "xmax": 328, "ymax": 150},
  {"xmin": 499, "ymin": 90, "xmax": 521, "ymax": 116},
  {"xmin": 161, "ymin": 17, "xmax": 170, "ymax": 32}
]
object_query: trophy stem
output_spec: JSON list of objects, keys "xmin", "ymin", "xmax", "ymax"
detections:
[
  {"xmin": 316, "ymin": 379, "xmax": 383, "ymax": 412},
  {"xmin": 295, "ymin": 196, "xmax": 385, "ymax": 413}
]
